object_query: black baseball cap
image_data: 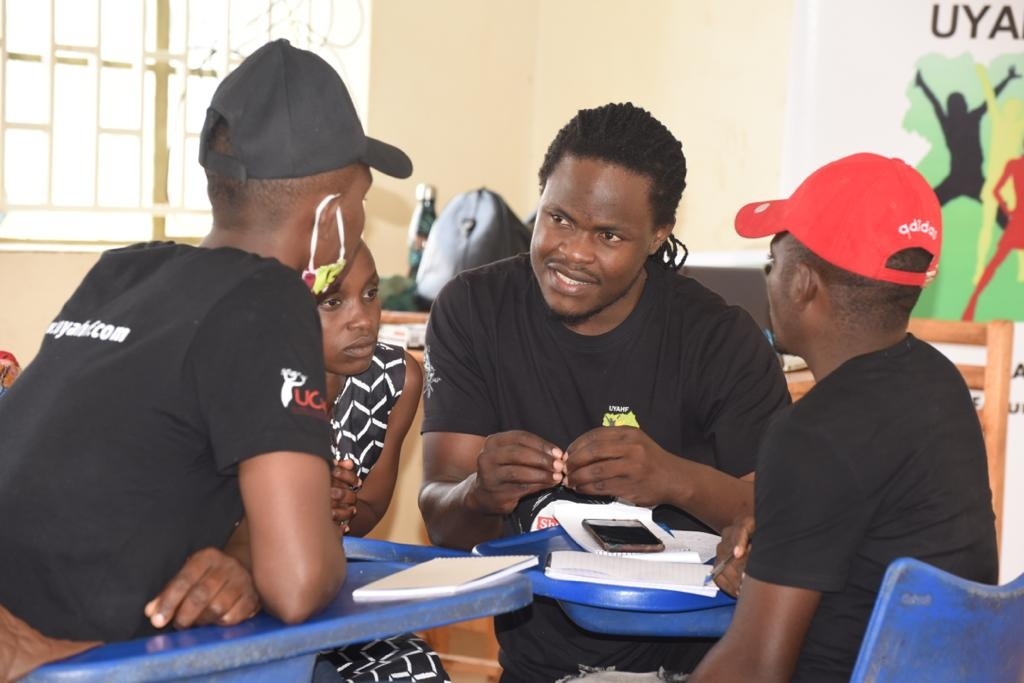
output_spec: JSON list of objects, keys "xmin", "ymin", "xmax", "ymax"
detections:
[{"xmin": 199, "ymin": 39, "xmax": 412, "ymax": 181}]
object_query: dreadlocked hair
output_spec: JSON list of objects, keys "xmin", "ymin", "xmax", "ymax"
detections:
[{"xmin": 538, "ymin": 102, "xmax": 688, "ymax": 271}]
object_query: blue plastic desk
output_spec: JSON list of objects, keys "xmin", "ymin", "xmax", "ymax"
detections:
[
  {"xmin": 474, "ymin": 527, "xmax": 736, "ymax": 637},
  {"xmin": 26, "ymin": 561, "xmax": 532, "ymax": 683}
]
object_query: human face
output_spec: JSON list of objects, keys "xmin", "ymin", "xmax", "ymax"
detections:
[
  {"xmin": 318, "ymin": 242, "xmax": 381, "ymax": 377},
  {"xmin": 531, "ymin": 156, "xmax": 671, "ymax": 335},
  {"xmin": 764, "ymin": 233, "xmax": 798, "ymax": 356}
]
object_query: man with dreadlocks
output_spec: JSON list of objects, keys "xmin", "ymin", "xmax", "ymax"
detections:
[{"xmin": 418, "ymin": 102, "xmax": 790, "ymax": 681}]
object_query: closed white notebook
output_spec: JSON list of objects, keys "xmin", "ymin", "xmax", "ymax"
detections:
[
  {"xmin": 352, "ymin": 555, "xmax": 538, "ymax": 602},
  {"xmin": 545, "ymin": 550, "xmax": 718, "ymax": 597}
]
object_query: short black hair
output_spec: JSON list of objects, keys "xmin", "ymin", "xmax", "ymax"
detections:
[
  {"xmin": 538, "ymin": 102, "xmax": 687, "ymax": 248},
  {"xmin": 786, "ymin": 236, "xmax": 932, "ymax": 330},
  {"xmin": 204, "ymin": 118, "xmax": 324, "ymax": 227}
]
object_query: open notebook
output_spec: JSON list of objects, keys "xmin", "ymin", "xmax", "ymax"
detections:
[
  {"xmin": 545, "ymin": 550, "xmax": 718, "ymax": 597},
  {"xmin": 549, "ymin": 500, "xmax": 710, "ymax": 562},
  {"xmin": 352, "ymin": 555, "xmax": 538, "ymax": 602}
]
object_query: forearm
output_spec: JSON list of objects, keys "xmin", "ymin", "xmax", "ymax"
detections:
[
  {"xmin": 420, "ymin": 475, "xmax": 505, "ymax": 550},
  {"xmin": 240, "ymin": 452, "xmax": 347, "ymax": 624},
  {"xmin": 346, "ymin": 499, "xmax": 386, "ymax": 537},
  {"xmin": 691, "ymin": 577, "xmax": 818, "ymax": 682},
  {"xmin": 662, "ymin": 459, "xmax": 754, "ymax": 533},
  {"xmin": 254, "ymin": 529, "xmax": 345, "ymax": 624},
  {"xmin": 690, "ymin": 634, "xmax": 790, "ymax": 683}
]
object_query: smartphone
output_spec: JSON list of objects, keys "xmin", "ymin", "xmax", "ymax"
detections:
[{"xmin": 581, "ymin": 518, "xmax": 665, "ymax": 553}]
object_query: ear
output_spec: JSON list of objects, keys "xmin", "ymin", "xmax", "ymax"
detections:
[
  {"xmin": 788, "ymin": 261, "xmax": 820, "ymax": 310},
  {"xmin": 649, "ymin": 225, "xmax": 674, "ymax": 256}
]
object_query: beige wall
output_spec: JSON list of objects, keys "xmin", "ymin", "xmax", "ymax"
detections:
[
  {"xmin": 1, "ymin": 1, "xmax": 794, "ymax": 544},
  {"xmin": 530, "ymin": 1, "xmax": 793, "ymax": 252},
  {"xmin": 361, "ymin": 0, "xmax": 542, "ymax": 277}
]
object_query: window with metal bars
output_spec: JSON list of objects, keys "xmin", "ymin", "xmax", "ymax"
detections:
[{"xmin": 0, "ymin": 0, "xmax": 366, "ymax": 247}]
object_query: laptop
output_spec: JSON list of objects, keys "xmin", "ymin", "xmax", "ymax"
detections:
[{"xmin": 680, "ymin": 265, "xmax": 771, "ymax": 332}]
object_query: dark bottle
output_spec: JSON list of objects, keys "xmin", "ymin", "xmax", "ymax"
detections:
[{"xmin": 407, "ymin": 183, "xmax": 437, "ymax": 278}]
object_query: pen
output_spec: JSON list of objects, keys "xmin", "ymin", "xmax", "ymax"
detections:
[
  {"xmin": 705, "ymin": 532, "xmax": 753, "ymax": 586},
  {"xmin": 704, "ymin": 553, "xmax": 734, "ymax": 586}
]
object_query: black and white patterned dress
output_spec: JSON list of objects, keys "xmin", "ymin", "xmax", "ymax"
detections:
[
  {"xmin": 329, "ymin": 343, "xmax": 407, "ymax": 481},
  {"xmin": 318, "ymin": 343, "xmax": 450, "ymax": 683}
]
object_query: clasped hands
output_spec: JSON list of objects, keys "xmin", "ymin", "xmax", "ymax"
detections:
[{"xmin": 470, "ymin": 427, "xmax": 676, "ymax": 515}]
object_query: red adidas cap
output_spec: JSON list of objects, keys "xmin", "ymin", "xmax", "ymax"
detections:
[{"xmin": 734, "ymin": 153, "xmax": 942, "ymax": 286}]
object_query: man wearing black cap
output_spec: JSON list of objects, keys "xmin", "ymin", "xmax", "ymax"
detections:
[
  {"xmin": 691, "ymin": 153, "xmax": 997, "ymax": 682},
  {"xmin": 0, "ymin": 38, "xmax": 412, "ymax": 672}
]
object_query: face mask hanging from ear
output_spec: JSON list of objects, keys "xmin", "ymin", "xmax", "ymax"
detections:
[{"xmin": 303, "ymin": 193, "xmax": 346, "ymax": 295}]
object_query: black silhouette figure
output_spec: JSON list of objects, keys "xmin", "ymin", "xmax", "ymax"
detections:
[{"xmin": 915, "ymin": 65, "xmax": 1019, "ymax": 227}]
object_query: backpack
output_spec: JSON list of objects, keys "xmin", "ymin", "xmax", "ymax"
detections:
[{"xmin": 414, "ymin": 188, "xmax": 531, "ymax": 304}]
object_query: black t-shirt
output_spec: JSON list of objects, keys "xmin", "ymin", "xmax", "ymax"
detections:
[
  {"xmin": 422, "ymin": 254, "xmax": 790, "ymax": 680},
  {"xmin": 746, "ymin": 335, "xmax": 998, "ymax": 682},
  {"xmin": 0, "ymin": 242, "xmax": 332, "ymax": 642}
]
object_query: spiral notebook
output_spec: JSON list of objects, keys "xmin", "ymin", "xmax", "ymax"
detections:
[
  {"xmin": 352, "ymin": 555, "xmax": 538, "ymax": 602},
  {"xmin": 545, "ymin": 550, "xmax": 718, "ymax": 597}
]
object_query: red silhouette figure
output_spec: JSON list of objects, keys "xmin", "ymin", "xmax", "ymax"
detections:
[{"xmin": 963, "ymin": 143, "xmax": 1024, "ymax": 320}]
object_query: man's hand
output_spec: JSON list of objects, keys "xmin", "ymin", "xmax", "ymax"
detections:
[
  {"xmin": 714, "ymin": 516, "xmax": 755, "ymax": 597},
  {"xmin": 0, "ymin": 604, "xmax": 100, "ymax": 681},
  {"xmin": 564, "ymin": 427, "xmax": 675, "ymax": 506},
  {"xmin": 471, "ymin": 430, "xmax": 564, "ymax": 515},
  {"xmin": 331, "ymin": 458, "xmax": 361, "ymax": 534},
  {"xmin": 144, "ymin": 547, "xmax": 260, "ymax": 630}
]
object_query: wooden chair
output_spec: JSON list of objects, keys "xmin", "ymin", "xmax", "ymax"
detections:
[
  {"xmin": 849, "ymin": 557, "xmax": 1024, "ymax": 682},
  {"xmin": 784, "ymin": 318, "xmax": 1013, "ymax": 551},
  {"xmin": 419, "ymin": 617, "xmax": 502, "ymax": 683}
]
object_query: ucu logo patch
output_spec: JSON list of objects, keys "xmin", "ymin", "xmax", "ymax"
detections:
[
  {"xmin": 897, "ymin": 219, "xmax": 937, "ymax": 240},
  {"xmin": 280, "ymin": 368, "xmax": 328, "ymax": 418}
]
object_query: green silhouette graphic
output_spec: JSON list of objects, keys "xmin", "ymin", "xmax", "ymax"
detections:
[{"xmin": 904, "ymin": 53, "xmax": 1024, "ymax": 322}]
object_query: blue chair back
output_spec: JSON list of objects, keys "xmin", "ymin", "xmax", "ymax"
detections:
[{"xmin": 850, "ymin": 557, "xmax": 1024, "ymax": 683}]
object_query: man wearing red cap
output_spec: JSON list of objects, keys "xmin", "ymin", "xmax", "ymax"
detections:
[{"xmin": 691, "ymin": 153, "xmax": 998, "ymax": 682}]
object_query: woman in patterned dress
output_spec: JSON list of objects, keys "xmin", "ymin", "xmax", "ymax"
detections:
[{"xmin": 312, "ymin": 241, "xmax": 447, "ymax": 683}]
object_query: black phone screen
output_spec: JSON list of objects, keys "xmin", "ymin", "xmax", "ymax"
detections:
[{"xmin": 582, "ymin": 519, "xmax": 664, "ymax": 550}]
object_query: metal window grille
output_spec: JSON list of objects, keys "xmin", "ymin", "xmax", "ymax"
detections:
[{"xmin": 0, "ymin": 0, "xmax": 359, "ymax": 247}]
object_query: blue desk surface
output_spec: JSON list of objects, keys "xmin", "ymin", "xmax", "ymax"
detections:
[
  {"xmin": 26, "ymin": 561, "xmax": 531, "ymax": 683},
  {"xmin": 474, "ymin": 527, "xmax": 736, "ymax": 637},
  {"xmin": 343, "ymin": 535, "xmax": 469, "ymax": 563}
]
